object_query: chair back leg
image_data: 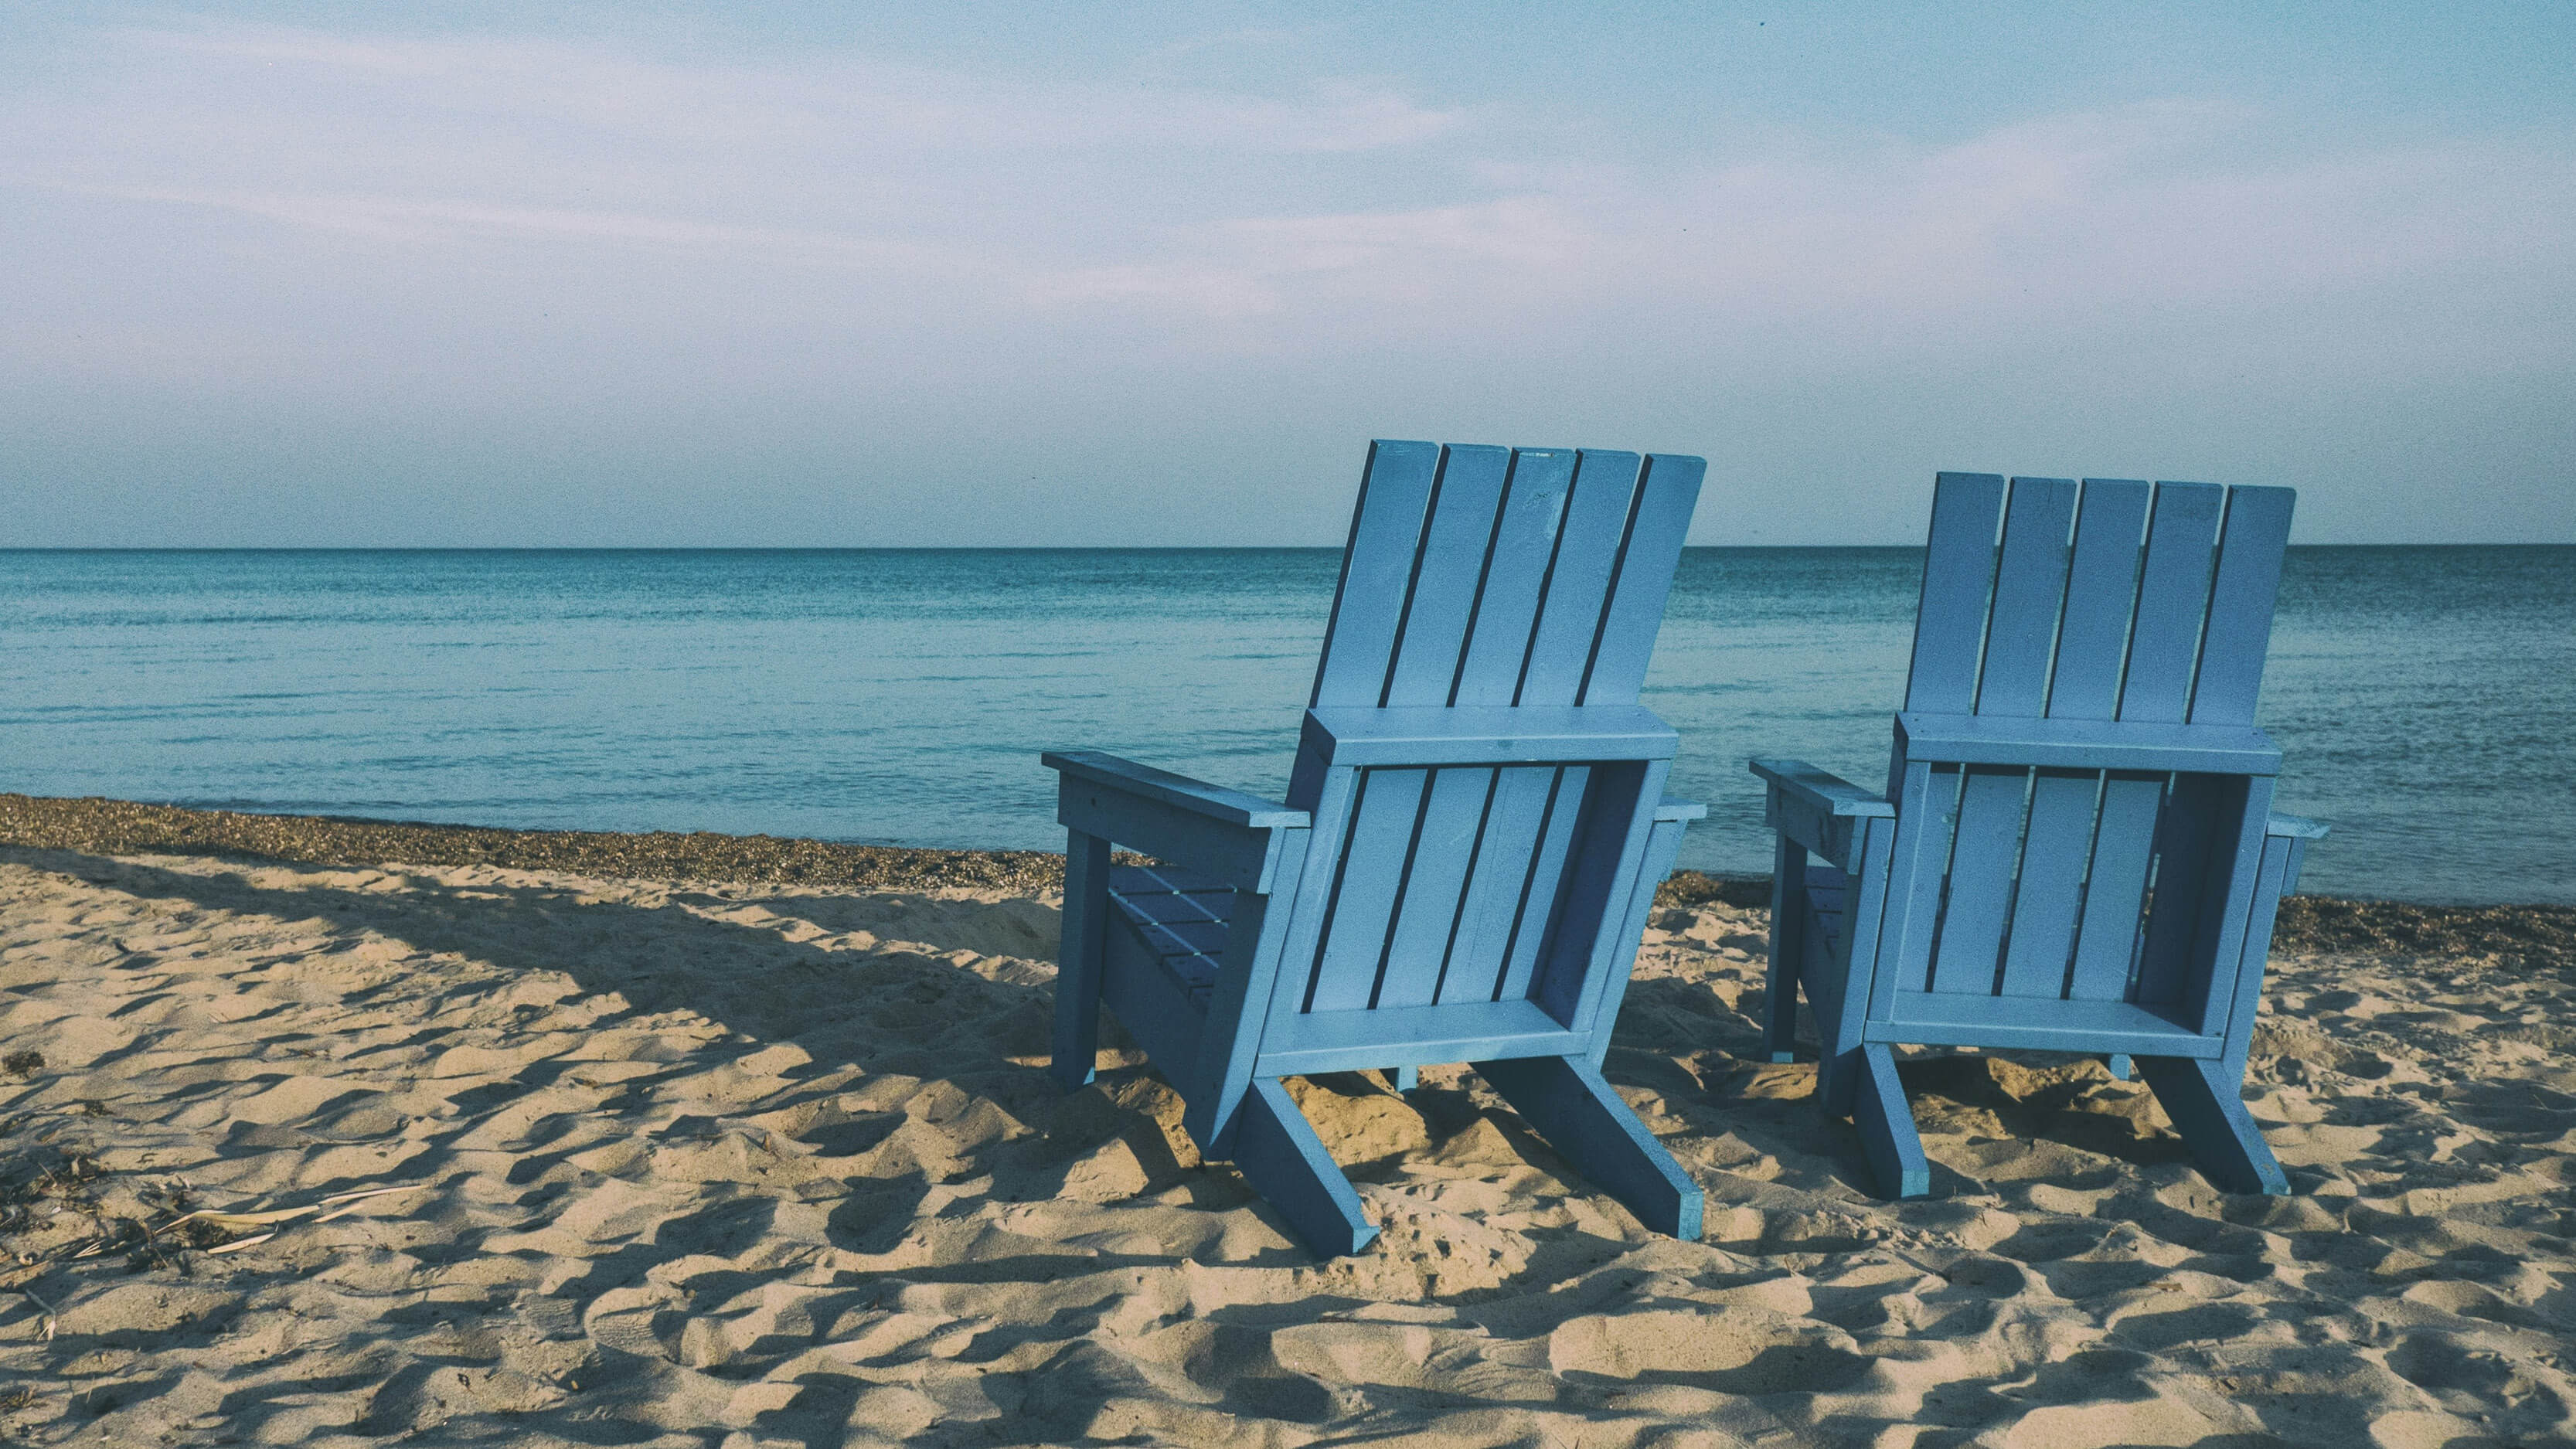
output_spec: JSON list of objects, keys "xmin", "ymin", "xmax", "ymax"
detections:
[
  {"xmin": 1477, "ymin": 1056, "xmax": 1704, "ymax": 1240},
  {"xmin": 1854, "ymin": 1043, "xmax": 1931, "ymax": 1198},
  {"xmin": 1235, "ymin": 1077, "xmax": 1379, "ymax": 1256},
  {"xmin": 2135, "ymin": 1056, "xmax": 2289, "ymax": 1196}
]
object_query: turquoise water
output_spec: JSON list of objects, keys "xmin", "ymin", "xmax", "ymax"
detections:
[{"xmin": 2, "ymin": 547, "xmax": 2569, "ymax": 904}]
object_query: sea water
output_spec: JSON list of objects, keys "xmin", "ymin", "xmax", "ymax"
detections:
[{"xmin": 2, "ymin": 547, "xmax": 2569, "ymax": 904}]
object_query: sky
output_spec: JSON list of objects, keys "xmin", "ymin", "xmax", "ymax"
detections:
[{"xmin": 3, "ymin": 2, "xmax": 2571, "ymax": 546}]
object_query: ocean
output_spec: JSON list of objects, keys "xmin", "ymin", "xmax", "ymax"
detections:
[{"xmin": 3, "ymin": 546, "xmax": 2569, "ymax": 904}]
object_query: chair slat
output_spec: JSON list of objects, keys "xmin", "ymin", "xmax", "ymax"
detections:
[
  {"xmin": 2048, "ymin": 481, "xmax": 2150, "ymax": 720},
  {"xmin": 1577, "ymin": 454, "xmax": 1707, "ymax": 706},
  {"xmin": 2188, "ymin": 486, "xmax": 2295, "ymax": 727},
  {"xmin": 1517, "ymin": 451, "xmax": 1645, "ymax": 706},
  {"xmin": 1975, "ymin": 478, "xmax": 2076, "ymax": 718},
  {"xmin": 1903, "ymin": 474, "xmax": 2006, "ymax": 714},
  {"xmin": 1374, "ymin": 767, "xmax": 1495, "ymax": 1008},
  {"xmin": 2065, "ymin": 771, "xmax": 2163, "ymax": 1001},
  {"xmin": 2118, "ymin": 482, "xmax": 2224, "ymax": 724},
  {"xmin": 1881, "ymin": 760, "xmax": 1961, "ymax": 998},
  {"xmin": 1113, "ymin": 896, "xmax": 1231, "ymax": 934},
  {"xmin": 1312, "ymin": 440, "xmax": 1442, "ymax": 707},
  {"xmin": 1110, "ymin": 862, "xmax": 1235, "ymax": 903},
  {"xmin": 1305, "ymin": 767, "xmax": 1431, "ymax": 1012},
  {"xmin": 2185, "ymin": 774, "xmax": 2274, "ymax": 1035},
  {"xmin": 1926, "ymin": 764, "xmax": 2026, "ymax": 994},
  {"xmin": 1532, "ymin": 759, "xmax": 1662, "ymax": 1027},
  {"xmin": 1441, "ymin": 765, "xmax": 1556, "ymax": 1002},
  {"xmin": 1131, "ymin": 915, "xmax": 1228, "ymax": 960},
  {"xmin": 1453, "ymin": 451, "xmax": 1580, "ymax": 705},
  {"xmin": 1994, "ymin": 768, "xmax": 2095, "ymax": 998},
  {"xmin": 2131, "ymin": 774, "xmax": 2227, "ymax": 1005},
  {"xmin": 1492, "ymin": 765, "xmax": 1589, "ymax": 1002},
  {"xmin": 1383, "ymin": 446, "xmax": 1513, "ymax": 706}
]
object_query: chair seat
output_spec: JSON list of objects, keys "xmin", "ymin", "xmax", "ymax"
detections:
[{"xmin": 1106, "ymin": 863, "xmax": 1236, "ymax": 1011}]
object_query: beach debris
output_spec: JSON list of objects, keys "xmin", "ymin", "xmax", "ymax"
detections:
[
  {"xmin": 152, "ymin": 1183, "xmax": 430, "ymax": 1253},
  {"xmin": 14, "ymin": 1286, "xmax": 55, "ymax": 1342},
  {"xmin": 0, "ymin": 1147, "xmax": 100, "ymax": 1238},
  {"xmin": 40, "ymin": 1182, "xmax": 429, "ymax": 1264},
  {"xmin": 1, "ymin": 1051, "xmax": 42, "ymax": 1077},
  {"xmin": 0, "ymin": 791, "xmax": 1069, "ymax": 894}
]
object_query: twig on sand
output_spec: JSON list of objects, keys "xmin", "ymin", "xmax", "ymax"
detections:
[
  {"xmin": 16, "ymin": 1285, "xmax": 54, "ymax": 1342},
  {"xmin": 53, "ymin": 1182, "xmax": 430, "ymax": 1263},
  {"xmin": 155, "ymin": 1182, "xmax": 430, "ymax": 1250},
  {"xmin": 203, "ymin": 1233, "xmax": 275, "ymax": 1257}
]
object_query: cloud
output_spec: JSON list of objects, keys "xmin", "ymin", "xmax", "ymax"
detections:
[
  {"xmin": 25, "ymin": 177, "xmax": 970, "ymax": 272},
  {"xmin": 1, "ymin": 16, "xmax": 2568, "ymax": 543},
  {"xmin": 110, "ymin": 20, "xmax": 1464, "ymax": 156},
  {"xmin": 13, "ymin": 21, "xmax": 2563, "ymax": 346},
  {"xmin": 1034, "ymin": 197, "xmax": 1583, "ymax": 318}
]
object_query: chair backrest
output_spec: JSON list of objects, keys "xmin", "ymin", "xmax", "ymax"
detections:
[
  {"xmin": 1885, "ymin": 473, "xmax": 2295, "ymax": 1014},
  {"xmin": 1284, "ymin": 440, "xmax": 1703, "ymax": 1017}
]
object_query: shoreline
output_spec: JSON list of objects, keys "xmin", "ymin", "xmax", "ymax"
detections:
[{"xmin": 3, "ymin": 791, "xmax": 2567, "ymax": 966}]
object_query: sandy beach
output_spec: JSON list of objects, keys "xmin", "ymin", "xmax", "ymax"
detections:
[{"xmin": 2, "ymin": 795, "xmax": 2571, "ymax": 1447}]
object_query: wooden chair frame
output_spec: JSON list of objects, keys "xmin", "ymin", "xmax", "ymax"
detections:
[
  {"xmin": 1044, "ymin": 440, "xmax": 1708, "ymax": 1253},
  {"xmin": 1754, "ymin": 473, "xmax": 2324, "ymax": 1198}
]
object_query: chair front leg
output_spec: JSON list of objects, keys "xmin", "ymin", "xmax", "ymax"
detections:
[
  {"xmin": 1765, "ymin": 832, "xmax": 1809, "ymax": 1063},
  {"xmin": 1049, "ymin": 829, "xmax": 1113, "ymax": 1091}
]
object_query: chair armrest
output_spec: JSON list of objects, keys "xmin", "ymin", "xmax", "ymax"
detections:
[
  {"xmin": 1749, "ymin": 757, "xmax": 1893, "ymax": 872},
  {"xmin": 1654, "ymin": 796, "xmax": 1707, "ymax": 824},
  {"xmin": 1749, "ymin": 758, "xmax": 1894, "ymax": 819},
  {"xmin": 1043, "ymin": 750, "xmax": 1306, "ymax": 828},
  {"xmin": 1042, "ymin": 750, "xmax": 1310, "ymax": 893},
  {"xmin": 2266, "ymin": 812, "xmax": 2328, "ymax": 840}
]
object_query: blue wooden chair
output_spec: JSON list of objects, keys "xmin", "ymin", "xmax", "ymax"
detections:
[
  {"xmin": 1752, "ymin": 473, "xmax": 2325, "ymax": 1199},
  {"xmin": 1043, "ymin": 440, "xmax": 1709, "ymax": 1255}
]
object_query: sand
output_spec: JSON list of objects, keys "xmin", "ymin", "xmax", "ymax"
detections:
[{"xmin": 1, "ymin": 812, "xmax": 2571, "ymax": 1447}]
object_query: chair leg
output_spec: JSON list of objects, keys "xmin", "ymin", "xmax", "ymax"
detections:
[
  {"xmin": 1763, "ymin": 992, "xmax": 1801, "ymax": 1064},
  {"xmin": 2106, "ymin": 1053, "xmax": 2134, "ymax": 1081},
  {"xmin": 2135, "ymin": 1055, "xmax": 2288, "ymax": 1196},
  {"xmin": 1048, "ymin": 831, "xmax": 1111, "ymax": 1091},
  {"xmin": 1476, "ymin": 1056, "xmax": 1703, "ymax": 1241},
  {"xmin": 1764, "ymin": 836, "xmax": 1806, "ymax": 1064},
  {"xmin": 1388, "ymin": 1065, "xmax": 1418, "ymax": 1094},
  {"xmin": 1235, "ymin": 1077, "xmax": 1378, "ymax": 1257},
  {"xmin": 1853, "ymin": 1043, "xmax": 1931, "ymax": 1199}
]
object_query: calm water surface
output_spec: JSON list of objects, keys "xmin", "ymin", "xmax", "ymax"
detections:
[{"xmin": 3, "ymin": 547, "xmax": 2569, "ymax": 903}]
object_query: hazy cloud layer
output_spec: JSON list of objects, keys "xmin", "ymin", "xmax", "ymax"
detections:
[{"xmin": 5, "ymin": 15, "xmax": 2570, "ymax": 543}]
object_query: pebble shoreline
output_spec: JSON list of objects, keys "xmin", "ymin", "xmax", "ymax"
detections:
[{"xmin": 2, "ymin": 791, "xmax": 2566, "ymax": 967}]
